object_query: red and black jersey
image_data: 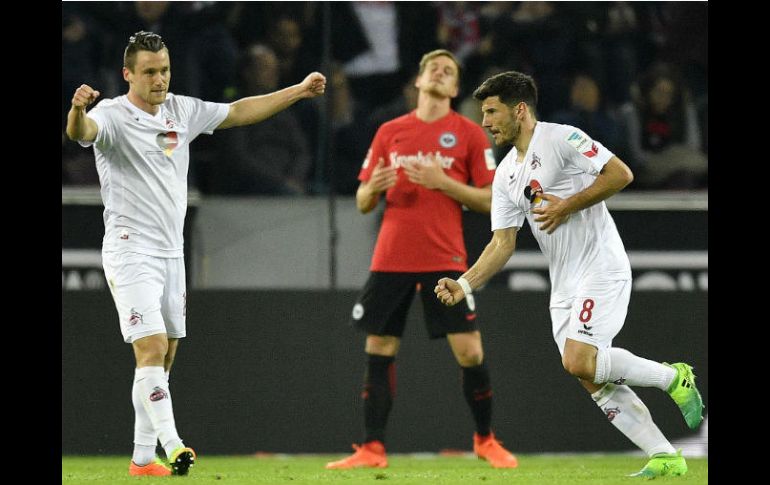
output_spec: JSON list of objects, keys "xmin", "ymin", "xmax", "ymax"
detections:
[{"xmin": 359, "ymin": 110, "xmax": 496, "ymax": 272}]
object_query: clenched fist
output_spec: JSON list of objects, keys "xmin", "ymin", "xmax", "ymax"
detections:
[
  {"xmin": 301, "ymin": 72, "xmax": 326, "ymax": 98},
  {"xmin": 71, "ymin": 84, "xmax": 101, "ymax": 110}
]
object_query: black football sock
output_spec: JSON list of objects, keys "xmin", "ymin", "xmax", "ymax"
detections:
[
  {"xmin": 363, "ymin": 354, "xmax": 396, "ymax": 444},
  {"xmin": 462, "ymin": 362, "xmax": 492, "ymax": 436}
]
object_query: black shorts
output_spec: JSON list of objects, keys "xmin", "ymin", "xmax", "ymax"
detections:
[{"xmin": 350, "ymin": 271, "xmax": 479, "ymax": 339}]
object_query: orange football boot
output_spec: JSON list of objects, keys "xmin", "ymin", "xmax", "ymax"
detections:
[
  {"xmin": 325, "ymin": 440, "xmax": 388, "ymax": 469},
  {"xmin": 474, "ymin": 432, "xmax": 518, "ymax": 468},
  {"xmin": 128, "ymin": 457, "xmax": 172, "ymax": 476}
]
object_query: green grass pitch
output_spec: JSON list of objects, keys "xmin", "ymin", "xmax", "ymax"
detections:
[{"xmin": 62, "ymin": 454, "xmax": 707, "ymax": 484}]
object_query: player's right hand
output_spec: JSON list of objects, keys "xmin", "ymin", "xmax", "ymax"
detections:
[
  {"xmin": 435, "ymin": 277, "xmax": 464, "ymax": 306},
  {"xmin": 71, "ymin": 84, "xmax": 101, "ymax": 110},
  {"xmin": 368, "ymin": 157, "xmax": 398, "ymax": 193}
]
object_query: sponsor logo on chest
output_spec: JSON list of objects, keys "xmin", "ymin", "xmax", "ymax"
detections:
[{"xmin": 389, "ymin": 150, "xmax": 456, "ymax": 169}]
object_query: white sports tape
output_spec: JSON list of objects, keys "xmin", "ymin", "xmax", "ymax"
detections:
[{"xmin": 457, "ymin": 277, "xmax": 476, "ymax": 311}]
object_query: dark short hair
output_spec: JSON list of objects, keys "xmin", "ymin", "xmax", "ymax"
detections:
[
  {"xmin": 124, "ymin": 31, "xmax": 167, "ymax": 70},
  {"xmin": 473, "ymin": 71, "xmax": 538, "ymax": 110},
  {"xmin": 418, "ymin": 49, "xmax": 461, "ymax": 83}
]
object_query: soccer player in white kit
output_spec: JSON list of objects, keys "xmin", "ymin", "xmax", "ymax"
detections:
[
  {"xmin": 65, "ymin": 31, "xmax": 326, "ymax": 477},
  {"xmin": 434, "ymin": 71, "xmax": 704, "ymax": 478}
]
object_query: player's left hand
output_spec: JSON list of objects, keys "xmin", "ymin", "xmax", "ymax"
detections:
[
  {"xmin": 532, "ymin": 193, "xmax": 571, "ymax": 234},
  {"xmin": 301, "ymin": 72, "xmax": 327, "ymax": 98},
  {"xmin": 403, "ymin": 159, "xmax": 447, "ymax": 190}
]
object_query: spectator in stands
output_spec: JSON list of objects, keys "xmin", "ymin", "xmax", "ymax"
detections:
[
  {"xmin": 552, "ymin": 73, "xmax": 622, "ymax": 154},
  {"xmin": 483, "ymin": 2, "xmax": 573, "ymax": 117},
  {"xmin": 265, "ymin": 15, "xmax": 313, "ymax": 87},
  {"xmin": 617, "ymin": 63, "xmax": 707, "ymax": 189},
  {"xmin": 321, "ymin": 64, "xmax": 361, "ymax": 194},
  {"xmin": 62, "ymin": 8, "xmax": 104, "ymax": 185},
  {"xmin": 436, "ymin": 2, "xmax": 482, "ymax": 64},
  {"xmin": 342, "ymin": 2, "xmax": 440, "ymax": 116},
  {"xmin": 212, "ymin": 44, "xmax": 313, "ymax": 195}
]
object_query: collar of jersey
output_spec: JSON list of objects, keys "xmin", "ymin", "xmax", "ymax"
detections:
[
  {"xmin": 120, "ymin": 95, "xmax": 166, "ymax": 122},
  {"xmin": 411, "ymin": 109, "xmax": 454, "ymax": 125},
  {"xmin": 513, "ymin": 121, "xmax": 543, "ymax": 163}
]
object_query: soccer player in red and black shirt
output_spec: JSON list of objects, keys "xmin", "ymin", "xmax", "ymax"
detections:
[{"xmin": 326, "ymin": 50, "xmax": 517, "ymax": 470}]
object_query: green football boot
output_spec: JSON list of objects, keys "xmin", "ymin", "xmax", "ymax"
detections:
[
  {"xmin": 666, "ymin": 362, "xmax": 704, "ymax": 429},
  {"xmin": 169, "ymin": 446, "xmax": 196, "ymax": 476},
  {"xmin": 629, "ymin": 449, "xmax": 688, "ymax": 478}
]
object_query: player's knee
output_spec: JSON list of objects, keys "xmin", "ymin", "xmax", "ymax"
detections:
[
  {"xmin": 135, "ymin": 350, "xmax": 166, "ymax": 367},
  {"xmin": 164, "ymin": 339, "xmax": 178, "ymax": 367},
  {"xmin": 561, "ymin": 353, "xmax": 593, "ymax": 380},
  {"xmin": 455, "ymin": 349, "xmax": 484, "ymax": 367},
  {"xmin": 133, "ymin": 335, "xmax": 169, "ymax": 367},
  {"xmin": 365, "ymin": 335, "xmax": 399, "ymax": 356}
]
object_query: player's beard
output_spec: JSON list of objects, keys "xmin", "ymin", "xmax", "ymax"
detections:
[
  {"xmin": 510, "ymin": 118, "xmax": 522, "ymax": 145},
  {"xmin": 150, "ymin": 89, "xmax": 167, "ymax": 104},
  {"xmin": 502, "ymin": 118, "xmax": 521, "ymax": 146},
  {"xmin": 423, "ymin": 81, "xmax": 452, "ymax": 99}
]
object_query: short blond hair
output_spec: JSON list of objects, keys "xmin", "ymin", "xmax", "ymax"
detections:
[{"xmin": 418, "ymin": 49, "xmax": 461, "ymax": 82}]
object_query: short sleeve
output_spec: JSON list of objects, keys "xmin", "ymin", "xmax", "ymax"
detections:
[
  {"xmin": 78, "ymin": 102, "xmax": 116, "ymax": 150},
  {"xmin": 466, "ymin": 123, "xmax": 496, "ymax": 187},
  {"xmin": 559, "ymin": 127, "xmax": 615, "ymax": 175},
  {"xmin": 359, "ymin": 125, "xmax": 389, "ymax": 182},
  {"xmin": 182, "ymin": 97, "xmax": 230, "ymax": 141},
  {"xmin": 490, "ymin": 162, "xmax": 525, "ymax": 230}
]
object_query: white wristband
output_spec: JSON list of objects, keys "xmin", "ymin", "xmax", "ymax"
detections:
[
  {"xmin": 457, "ymin": 277, "xmax": 473, "ymax": 296},
  {"xmin": 457, "ymin": 277, "xmax": 476, "ymax": 311}
]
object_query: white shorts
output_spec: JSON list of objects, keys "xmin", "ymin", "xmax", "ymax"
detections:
[
  {"xmin": 102, "ymin": 251, "xmax": 187, "ymax": 343},
  {"xmin": 550, "ymin": 279, "xmax": 631, "ymax": 356}
]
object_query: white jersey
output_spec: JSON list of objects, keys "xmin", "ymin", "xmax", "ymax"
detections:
[
  {"xmin": 80, "ymin": 93, "xmax": 229, "ymax": 257},
  {"xmin": 491, "ymin": 121, "xmax": 631, "ymax": 304}
]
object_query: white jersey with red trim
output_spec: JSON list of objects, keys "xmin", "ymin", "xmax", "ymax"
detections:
[
  {"xmin": 80, "ymin": 93, "xmax": 229, "ymax": 257},
  {"xmin": 491, "ymin": 121, "xmax": 631, "ymax": 304}
]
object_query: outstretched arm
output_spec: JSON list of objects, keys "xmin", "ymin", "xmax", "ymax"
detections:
[
  {"xmin": 66, "ymin": 84, "xmax": 100, "ymax": 142},
  {"xmin": 403, "ymin": 159, "xmax": 492, "ymax": 213},
  {"xmin": 532, "ymin": 156, "xmax": 633, "ymax": 234},
  {"xmin": 217, "ymin": 72, "xmax": 326, "ymax": 130},
  {"xmin": 435, "ymin": 226, "xmax": 518, "ymax": 306}
]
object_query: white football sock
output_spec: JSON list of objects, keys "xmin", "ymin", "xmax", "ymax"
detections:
[
  {"xmin": 131, "ymin": 444, "xmax": 157, "ymax": 466},
  {"xmin": 131, "ymin": 375, "xmax": 158, "ymax": 466},
  {"xmin": 594, "ymin": 347, "xmax": 676, "ymax": 390},
  {"xmin": 135, "ymin": 366, "xmax": 184, "ymax": 456},
  {"xmin": 592, "ymin": 383, "xmax": 676, "ymax": 457}
]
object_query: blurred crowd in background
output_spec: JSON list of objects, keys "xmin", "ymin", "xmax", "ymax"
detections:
[{"xmin": 62, "ymin": 1, "xmax": 708, "ymax": 194}]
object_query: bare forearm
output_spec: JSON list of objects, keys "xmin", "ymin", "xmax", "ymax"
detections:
[
  {"xmin": 562, "ymin": 157, "xmax": 633, "ymax": 214},
  {"xmin": 67, "ymin": 84, "xmax": 100, "ymax": 141},
  {"xmin": 562, "ymin": 178, "xmax": 621, "ymax": 214},
  {"xmin": 462, "ymin": 228, "xmax": 517, "ymax": 290},
  {"xmin": 220, "ymin": 84, "xmax": 308, "ymax": 129},
  {"xmin": 440, "ymin": 179, "xmax": 491, "ymax": 213},
  {"xmin": 356, "ymin": 182, "xmax": 380, "ymax": 213},
  {"xmin": 66, "ymin": 107, "xmax": 96, "ymax": 141}
]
